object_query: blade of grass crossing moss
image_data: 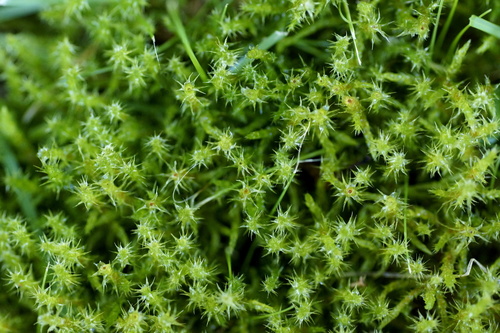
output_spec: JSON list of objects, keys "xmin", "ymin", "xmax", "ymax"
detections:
[
  {"xmin": 151, "ymin": 36, "xmax": 160, "ymax": 63},
  {"xmin": 36, "ymin": 263, "xmax": 51, "ymax": 333},
  {"xmin": 256, "ymin": 304, "xmax": 295, "ymax": 319},
  {"xmin": 220, "ymin": 3, "xmax": 228, "ymax": 26},
  {"xmin": 277, "ymin": 19, "xmax": 332, "ymax": 53},
  {"xmin": 269, "ymin": 123, "xmax": 310, "ymax": 216},
  {"xmin": 0, "ymin": 0, "xmax": 117, "ymax": 22},
  {"xmin": 226, "ymin": 251, "xmax": 233, "ymax": 279},
  {"xmin": 338, "ymin": 0, "xmax": 361, "ymax": 65},
  {"xmin": 294, "ymin": 40, "xmax": 330, "ymax": 61},
  {"xmin": 429, "ymin": 0, "xmax": 445, "ymax": 57},
  {"xmin": 167, "ymin": 2, "xmax": 208, "ymax": 82},
  {"xmin": 470, "ymin": 15, "xmax": 500, "ymax": 39},
  {"xmin": 447, "ymin": 10, "xmax": 491, "ymax": 60},
  {"xmin": 435, "ymin": 0, "xmax": 459, "ymax": 56},
  {"xmin": 156, "ymin": 35, "xmax": 179, "ymax": 53},
  {"xmin": 404, "ymin": 173, "xmax": 411, "ymax": 274},
  {"xmin": 253, "ymin": 306, "xmax": 294, "ymax": 320},
  {"xmin": 230, "ymin": 30, "xmax": 288, "ymax": 73},
  {"xmin": 0, "ymin": 5, "xmax": 42, "ymax": 21}
]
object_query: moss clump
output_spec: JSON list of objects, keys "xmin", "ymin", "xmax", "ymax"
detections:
[{"xmin": 0, "ymin": 0, "xmax": 499, "ymax": 332}]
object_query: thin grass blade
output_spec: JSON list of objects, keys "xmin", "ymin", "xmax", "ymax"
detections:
[{"xmin": 470, "ymin": 15, "xmax": 500, "ymax": 39}]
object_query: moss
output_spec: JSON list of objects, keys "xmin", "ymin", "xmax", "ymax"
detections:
[{"xmin": 0, "ymin": 0, "xmax": 499, "ymax": 332}]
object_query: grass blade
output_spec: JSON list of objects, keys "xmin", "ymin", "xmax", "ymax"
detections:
[{"xmin": 470, "ymin": 15, "xmax": 500, "ymax": 39}]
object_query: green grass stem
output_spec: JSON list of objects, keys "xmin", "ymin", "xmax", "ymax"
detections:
[
  {"xmin": 447, "ymin": 9, "xmax": 491, "ymax": 60},
  {"xmin": 167, "ymin": 2, "xmax": 208, "ymax": 82},
  {"xmin": 470, "ymin": 15, "xmax": 500, "ymax": 39}
]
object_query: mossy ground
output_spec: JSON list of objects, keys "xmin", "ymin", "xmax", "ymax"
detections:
[{"xmin": 0, "ymin": 0, "xmax": 499, "ymax": 332}]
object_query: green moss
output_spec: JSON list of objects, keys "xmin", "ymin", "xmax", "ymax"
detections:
[{"xmin": 0, "ymin": 0, "xmax": 499, "ymax": 332}]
